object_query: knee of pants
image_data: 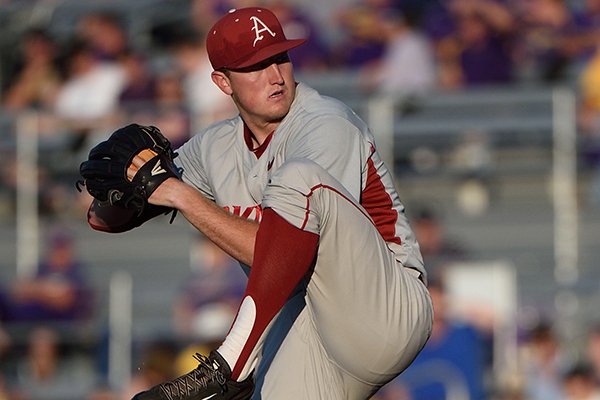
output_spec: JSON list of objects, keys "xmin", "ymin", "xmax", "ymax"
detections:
[
  {"xmin": 269, "ymin": 159, "xmax": 332, "ymax": 193},
  {"xmin": 262, "ymin": 159, "xmax": 351, "ymax": 234}
]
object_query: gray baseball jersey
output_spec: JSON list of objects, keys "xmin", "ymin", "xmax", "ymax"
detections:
[
  {"xmin": 176, "ymin": 83, "xmax": 432, "ymax": 399},
  {"xmin": 178, "ymin": 83, "xmax": 425, "ymax": 277}
]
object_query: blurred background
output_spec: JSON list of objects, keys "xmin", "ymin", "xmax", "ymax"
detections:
[{"xmin": 0, "ymin": 0, "xmax": 599, "ymax": 399}]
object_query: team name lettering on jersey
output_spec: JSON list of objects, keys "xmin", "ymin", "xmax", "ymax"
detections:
[
  {"xmin": 224, "ymin": 204, "xmax": 263, "ymax": 222},
  {"xmin": 250, "ymin": 16, "xmax": 276, "ymax": 47}
]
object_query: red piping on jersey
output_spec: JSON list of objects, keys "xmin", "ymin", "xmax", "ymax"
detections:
[
  {"xmin": 362, "ymin": 157, "xmax": 401, "ymax": 245},
  {"xmin": 300, "ymin": 157, "xmax": 401, "ymax": 244}
]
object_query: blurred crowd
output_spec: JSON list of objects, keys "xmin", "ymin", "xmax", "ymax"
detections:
[
  {"xmin": 1, "ymin": 0, "xmax": 600, "ymax": 399},
  {"xmin": 2, "ymin": 0, "xmax": 600, "ymax": 215},
  {"xmin": 4, "ymin": 0, "xmax": 600, "ymax": 105}
]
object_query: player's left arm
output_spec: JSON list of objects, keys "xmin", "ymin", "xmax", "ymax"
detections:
[
  {"xmin": 117, "ymin": 139, "xmax": 257, "ymax": 265},
  {"xmin": 80, "ymin": 124, "xmax": 258, "ymax": 265},
  {"xmin": 147, "ymin": 177, "xmax": 258, "ymax": 266}
]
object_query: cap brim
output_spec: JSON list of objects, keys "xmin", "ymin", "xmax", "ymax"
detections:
[{"xmin": 225, "ymin": 38, "xmax": 306, "ymax": 70}]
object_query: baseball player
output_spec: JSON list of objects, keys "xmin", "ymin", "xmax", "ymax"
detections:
[{"xmin": 82, "ymin": 6, "xmax": 432, "ymax": 400}]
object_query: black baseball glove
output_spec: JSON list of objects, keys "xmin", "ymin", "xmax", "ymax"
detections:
[{"xmin": 77, "ymin": 123, "xmax": 183, "ymax": 230}]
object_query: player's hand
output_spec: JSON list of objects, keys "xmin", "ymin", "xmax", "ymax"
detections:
[
  {"xmin": 127, "ymin": 148, "xmax": 157, "ymax": 181},
  {"xmin": 125, "ymin": 148, "xmax": 181, "ymax": 208}
]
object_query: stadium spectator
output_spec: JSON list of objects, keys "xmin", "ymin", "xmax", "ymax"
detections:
[
  {"xmin": 520, "ymin": 321, "xmax": 568, "ymax": 400},
  {"xmin": 118, "ymin": 51, "xmax": 157, "ymax": 110},
  {"xmin": 9, "ymin": 326, "xmax": 96, "ymax": 400},
  {"xmin": 562, "ymin": 363, "xmax": 600, "ymax": 400},
  {"xmin": 148, "ymin": 69, "xmax": 191, "ymax": 149},
  {"xmin": 2, "ymin": 28, "xmax": 60, "ymax": 111},
  {"xmin": 577, "ymin": 47, "xmax": 600, "ymax": 205},
  {"xmin": 189, "ymin": 0, "xmax": 228, "ymax": 31},
  {"xmin": 411, "ymin": 206, "xmax": 470, "ymax": 275},
  {"xmin": 0, "ymin": 375, "xmax": 9, "ymax": 400},
  {"xmin": 169, "ymin": 30, "xmax": 234, "ymax": 127},
  {"xmin": 512, "ymin": 0, "xmax": 576, "ymax": 82},
  {"xmin": 566, "ymin": 0, "xmax": 600, "ymax": 65},
  {"xmin": 331, "ymin": 0, "xmax": 390, "ymax": 68},
  {"xmin": 379, "ymin": 276, "xmax": 489, "ymax": 399},
  {"xmin": 154, "ymin": 70, "xmax": 185, "ymax": 110},
  {"xmin": 358, "ymin": 7, "xmax": 436, "ymax": 96},
  {"xmin": 423, "ymin": 0, "xmax": 516, "ymax": 88},
  {"xmin": 77, "ymin": 11, "xmax": 129, "ymax": 62},
  {"xmin": 54, "ymin": 38, "xmax": 126, "ymax": 123},
  {"xmin": 0, "ymin": 325, "xmax": 8, "ymax": 356},
  {"xmin": 586, "ymin": 325, "xmax": 600, "ymax": 383},
  {"xmin": 0, "ymin": 323, "xmax": 10, "ymax": 400},
  {"xmin": 116, "ymin": 49, "xmax": 191, "ymax": 149},
  {"xmin": 48, "ymin": 36, "xmax": 126, "ymax": 163},
  {"xmin": 1, "ymin": 227, "xmax": 92, "ymax": 323},
  {"xmin": 0, "ymin": 27, "xmax": 62, "ymax": 221}
]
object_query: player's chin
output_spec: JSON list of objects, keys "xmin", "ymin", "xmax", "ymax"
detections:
[
  {"xmin": 268, "ymin": 97, "xmax": 293, "ymax": 117},
  {"xmin": 263, "ymin": 102, "xmax": 290, "ymax": 120},
  {"xmin": 265, "ymin": 109, "xmax": 289, "ymax": 124}
]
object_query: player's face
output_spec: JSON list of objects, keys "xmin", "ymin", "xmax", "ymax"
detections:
[{"xmin": 214, "ymin": 52, "xmax": 296, "ymax": 125}]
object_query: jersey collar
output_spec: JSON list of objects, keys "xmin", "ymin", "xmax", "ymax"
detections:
[{"xmin": 243, "ymin": 122, "xmax": 273, "ymax": 159}]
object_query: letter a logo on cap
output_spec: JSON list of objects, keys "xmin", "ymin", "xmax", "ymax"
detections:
[
  {"xmin": 250, "ymin": 16, "xmax": 276, "ymax": 47},
  {"xmin": 206, "ymin": 7, "xmax": 306, "ymax": 70}
]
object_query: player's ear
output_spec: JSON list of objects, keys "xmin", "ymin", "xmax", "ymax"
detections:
[{"xmin": 211, "ymin": 71, "xmax": 233, "ymax": 96}]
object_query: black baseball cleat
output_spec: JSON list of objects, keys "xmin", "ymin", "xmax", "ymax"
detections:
[{"xmin": 131, "ymin": 350, "xmax": 254, "ymax": 400}]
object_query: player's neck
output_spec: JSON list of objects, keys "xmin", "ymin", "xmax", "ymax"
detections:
[{"xmin": 243, "ymin": 119, "xmax": 279, "ymax": 147}]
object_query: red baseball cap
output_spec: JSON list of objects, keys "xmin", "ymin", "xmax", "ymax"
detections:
[{"xmin": 206, "ymin": 7, "xmax": 306, "ymax": 70}]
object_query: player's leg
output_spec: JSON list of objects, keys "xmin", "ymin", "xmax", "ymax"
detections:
[
  {"xmin": 132, "ymin": 199, "xmax": 315, "ymax": 400},
  {"xmin": 256, "ymin": 159, "xmax": 433, "ymax": 398},
  {"xmin": 215, "ymin": 205, "xmax": 319, "ymax": 381},
  {"xmin": 253, "ymin": 304, "xmax": 380, "ymax": 400},
  {"xmin": 132, "ymin": 161, "xmax": 346, "ymax": 400}
]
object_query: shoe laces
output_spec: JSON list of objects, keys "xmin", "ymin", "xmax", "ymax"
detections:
[{"xmin": 158, "ymin": 353, "xmax": 226, "ymax": 400}]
